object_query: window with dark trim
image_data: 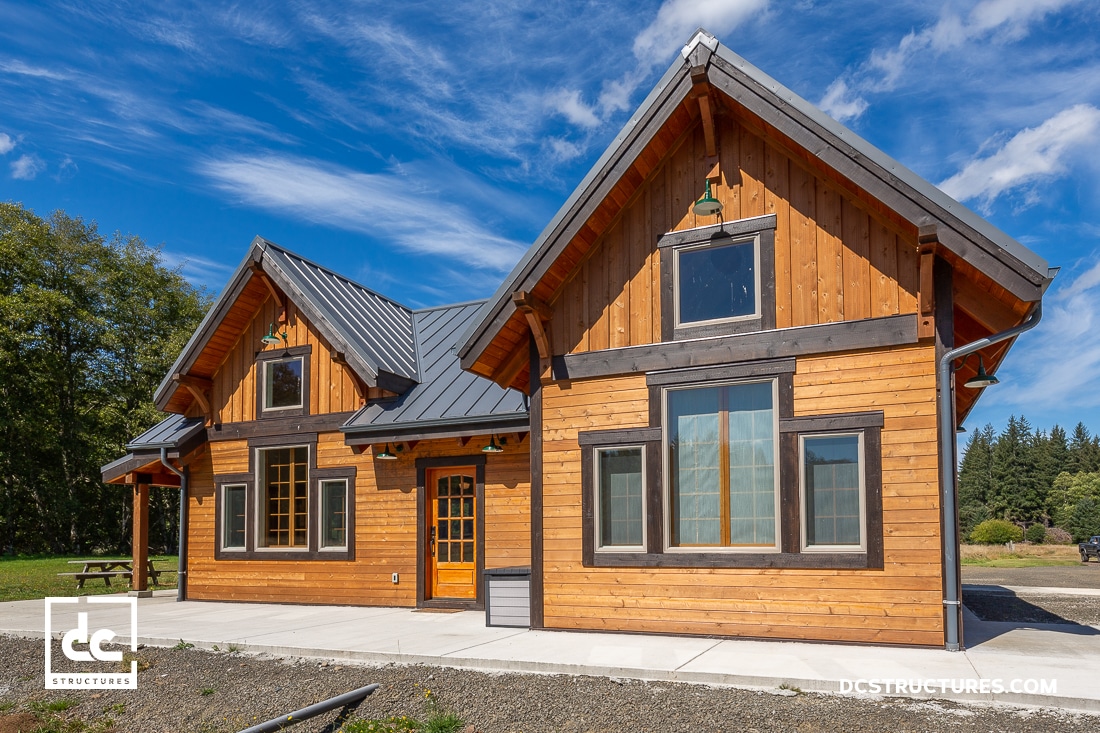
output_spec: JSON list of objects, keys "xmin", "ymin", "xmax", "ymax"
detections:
[
  {"xmin": 213, "ymin": 433, "xmax": 354, "ymax": 561},
  {"xmin": 256, "ymin": 345, "xmax": 311, "ymax": 418},
  {"xmin": 595, "ymin": 446, "xmax": 645, "ymax": 551},
  {"xmin": 659, "ymin": 214, "xmax": 776, "ymax": 342},
  {"xmin": 578, "ymin": 358, "xmax": 884, "ymax": 570}
]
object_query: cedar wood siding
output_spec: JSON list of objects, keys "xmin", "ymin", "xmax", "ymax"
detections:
[
  {"xmin": 183, "ymin": 294, "xmax": 531, "ymax": 605},
  {"xmin": 540, "ymin": 111, "xmax": 943, "ymax": 645}
]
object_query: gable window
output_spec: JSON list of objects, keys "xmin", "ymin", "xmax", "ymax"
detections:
[
  {"xmin": 666, "ymin": 380, "xmax": 778, "ymax": 550},
  {"xmin": 596, "ymin": 446, "xmax": 645, "ymax": 550},
  {"xmin": 264, "ymin": 357, "xmax": 303, "ymax": 410},
  {"xmin": 221, "ymin": 484, "xmax": 247, "ymax": 550},
  {"xmin": 659, "ymin": 214, "xmax": 776, "ymax": 341},
  {"xmin": 259, "ymin": 446, "xmax": 309, "ymax": 548},
  {"xmin": 801, "ymin": 433, "xmax": 866, "ymax": 552},
  {"xmin": 255, "ymin": 345, "xmax": 311, "ymax": 418}
]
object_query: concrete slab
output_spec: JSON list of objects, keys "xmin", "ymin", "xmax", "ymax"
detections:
[{"xmin": 4, "ymin": 594, "xmax": 1099, "ymax": 713}]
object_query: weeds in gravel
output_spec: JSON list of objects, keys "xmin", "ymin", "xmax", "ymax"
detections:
[
  {"xmin": 227, "ymin": 644, "xmax": 240, "ymax": 653},
  {"xmin": 118, "ymin": 652, "xmax": 149, "ymax": 673},
  {"xmin": 29, "ymin": 699, "xmax": 78, "ymax": 713},
  {"xmin": 778, "ymin": 683, "xmax": 803, "ymax": 695},
  {"xmin": 200, "ymin": 687, "xmax": 216, "ymax": 696},
  {"xmin": 0, "ymin": 701, "xmax": 14, "ymax": 711},
  {"xmin": 173, "ymin": 639, "xmax": 194, "ymax": 650},
  {"xmin": 342, "ymin": 715, "xmax": 421, "ymax": 733}
]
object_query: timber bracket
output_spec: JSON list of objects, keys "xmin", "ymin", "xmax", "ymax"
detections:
[
  {"xmin": 172, "ymin": 373, "xmax": 215, "ymax": 426},
  {"xmin": 917, "ymin": 225, "xmax": 939, "ymax": 341},
  {"xmin": 512, "ymin": 290, "xmax": 553, "ymax": 361},
  {"xmin": 249, "ymin": 262, "xmax": 287, "ymax": 323}
]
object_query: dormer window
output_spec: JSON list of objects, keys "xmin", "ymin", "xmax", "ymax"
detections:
[
  {"xmin": 256, "ymin": 345, "xmax": 311, "ymax": 418},
  {"xmin": 264, "ymin": 357, "xmax": 303, "ymax": 410}
]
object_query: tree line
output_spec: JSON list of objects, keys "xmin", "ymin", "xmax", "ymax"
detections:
[
  {"xmin": 0, "ymin": 203, "xmax": 209, "ymax": 554},
  {"xmin": 959, "ymin": 416, "xmax": 1100, "ymax": 542}
]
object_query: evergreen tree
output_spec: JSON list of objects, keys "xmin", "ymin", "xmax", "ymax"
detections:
[
  {"xmin": 1068, "ymin": 423, "xmax": 1099, "ymax": 474},
  {"xmin": 958, "ymin": 424, "xmax": 995, "ymax": 507},
  {"xmin": 990, "ymin": 415, "xmax": 1045, "ymax": 522}
]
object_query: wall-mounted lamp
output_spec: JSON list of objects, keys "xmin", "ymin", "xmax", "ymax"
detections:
[
  {"xmin": 692, "ymin": 180, "xmax": 723, "ymax": 217},
  {"xmin": 956, "ymin": 425, "xmax": 967, "ymax": 434},
  {"xmin": 482, "ymin": 435, "xmax": 505, "ymax": 453},
  {"xmin": 262, "ymin": 322, "xmax": 288, "ymax": 348},
  {"xmin": 964, "ymin": 357, "xmax": 999, "ymax": 389},
  {"xmin": 375, "ymin": 443, "xmax": 398, "ymax": 460}
]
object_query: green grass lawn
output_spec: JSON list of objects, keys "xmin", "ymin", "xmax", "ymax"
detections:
[
  {"xmin": 0, "ymin": 555, "xmax": 178, "ymax": 602},
  {"xmin": 960, "ymin": 556, "xmax": 1081, "ymax": 568}
]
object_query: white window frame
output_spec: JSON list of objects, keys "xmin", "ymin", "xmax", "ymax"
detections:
[
  {"xmin": 799, "ymin": 432, "xmax": 867, "ymax": 553},
  {"xmin": 220, "ymin": 483, "xmax": 247, "ymax": 551},
  {"xmin": 262, "ymin": 356, "xmax": 305, "ymax": 412},
  {"xmin": 672, "ymin": 234, "xmax": 762, "ymax": 329},
  {"xmin": 661, "ymin": 378, "xmax": 781, "ymax": 554},
  {"xmin": 254, "ymin": 443, "xmax": 311, "ymax": 552},
  {"xmin": 593, "ymin": 445, "xmax": 647, "ymax": 553},
  {"xmin": 318, "ymin": 478, "xmax": 349, "ymax": 551}
]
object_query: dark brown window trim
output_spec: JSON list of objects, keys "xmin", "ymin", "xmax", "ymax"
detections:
[
  {"xmin": 581, "ymin": 367, "xmax": 884, "ymax": 570},
  {"xmin": 415, "ymin": 455, "xmax": 487, "ymax": 611},
  {"xmin": 551, "ymin": 313, "xmax": 918, "ymax": 381},
  {"xmin": 207, "ymin": 412, "xmax": 357, "ymax": 442},
  {"xmin": 255, "ymin": 344, "xmax": 312, "ymax": 419},
  {"xmin": 659, "ymin": 216, "xmax": 777, "ymax": 342},
  {"xmin": 213, "ymin": 433, "xmax": 356, "ymax": 561}
]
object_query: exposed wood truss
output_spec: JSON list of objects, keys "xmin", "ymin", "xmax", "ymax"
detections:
[
  {"xmin": 917, "ymin": 228, "xmax": 937, "ymax": 340},
  {"xmin": 512, "ymin": 291, "xmax": 553, "ymax": 361},
  {"xmin": 249, "ymin": 264, "xmax": 286, "ymax": 323},
  {"xmin": 173, "ymin": 374, "xmax": 214, "ymax": 425},
  {"xmin": 689, "ymin": 66, "xmax": 719, "ymax": 180}
]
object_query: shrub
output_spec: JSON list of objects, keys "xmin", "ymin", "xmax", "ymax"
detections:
[
  {"xmin": 1025, "ymin": 523, "xmax": 1046, "ymax": 544},
  {"xmin": 1045, "ymin": 527, "xmax": 1073, "ymax": 545},
  {"xmin": 959, "ymin": 503, "xmax": 991, "ymax": 539},
  {"xmin": 969, "ymin": 519, "xmax": 1023, "ymax": 544}
]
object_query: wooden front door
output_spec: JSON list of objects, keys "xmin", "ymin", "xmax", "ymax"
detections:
[{"xmin": 427, "ymin": 469, "xmax": 477, "ymax": 600}]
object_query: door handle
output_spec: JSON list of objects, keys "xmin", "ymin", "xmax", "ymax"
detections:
[{"xmin": 429, "ymin": 526, "xmax": 436, "ymax": 557}]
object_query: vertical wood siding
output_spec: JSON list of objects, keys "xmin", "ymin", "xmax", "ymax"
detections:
[
  {"xmin": 539, "ymin": 343, "xmax": 943, "ymax": 645},
  {"xmin": 551, "ymin": 116, "xmax": 920, "ymax": 356}
]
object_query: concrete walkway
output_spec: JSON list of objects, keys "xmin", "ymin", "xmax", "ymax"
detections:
[{"xmin": 4, "ymin": 592, "xmax": 1099, "ymax": 713}]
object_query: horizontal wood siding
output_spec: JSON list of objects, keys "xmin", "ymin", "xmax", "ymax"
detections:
[
  {"xmin": 211, "ymin": 294, "xmax": 362, "ymax": 424},
  {"xmin": 551, "ymin": 115, "xmax": 920, "ymax": 356},
  {"xmin": 539, "ymin": 343, "xmax": 944, "ymax": 645},
  {"xmin": 185, "ymin": 433, "xmax": 530, "ymax": 606}
]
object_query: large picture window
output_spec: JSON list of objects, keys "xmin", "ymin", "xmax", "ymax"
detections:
[
  {"xmin": 264, "ymin": 357, "xmax": 303, "ymax": 410},
  {"xmin": 260, "ymin": 446, "xmax": 309, "ymax": 548},
  {"xmin": 801, "ymin": 433, "xmax": 866, "ymax": 552},
  {"xmin": 596, "ymin": 447, "xmax": 645, "ymax": 550},
  {"xmin": 666, "ymin": 380, "xmax": 778, "ymax": 550},
  {"xmin": 676, "ymin": 238, "xmax": 758, "ymax": 326}
]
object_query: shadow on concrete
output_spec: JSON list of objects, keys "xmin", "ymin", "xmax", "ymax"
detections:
[{"xmin": 963, "ymin": 584, "xmax": 1100, "ymax": 647}]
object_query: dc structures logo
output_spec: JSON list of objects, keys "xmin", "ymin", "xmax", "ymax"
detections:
[{"xmin": 44, "ymin": 597, "xmax": 138, "ymax": 689}]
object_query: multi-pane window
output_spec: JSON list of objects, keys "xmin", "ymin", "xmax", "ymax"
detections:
[
  {"xmin": 676, "ymin": 238, "xmax": 758, "ymax": 326},
  {"xmin": 596, "ymin": 447, "xmax": 644, "ymax": 550},
  {"xmin": 264, "ymin": 357, "xmax": 303, "ymax": 410},
  {"xmin": 667, "ymin": 380, "xmax": 777, "ymax": 549},
  {"xmin": 261, "ymin": 446, "xmax": 308, "ymax": 548},
  {"xmin": 222, "ymin": 484, "xmax": 246, "ymax": 549},
  {"xmin": 320, "ymin": 479, "xmax": 347, "ymax": 549},
  {"xmin": 436, "ymin": 474, "xmax": 475, "ymax": 563},
  {"xmin": 801, "ymin": 434, "xmax": 865, "ymax": 551}
]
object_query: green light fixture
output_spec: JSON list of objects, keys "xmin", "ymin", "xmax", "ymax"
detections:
[
  {"xmin": 482, "ymin": 435, "xmax": 504, "ymax": 453},
  {"xmin": 375, "ymin": 443, "xmax": 398, "ymax": 460},
  {"xmin": 262, "ymin": 322, "xmax": 287, "ymax": 347},
  {"xmin": 956, "ymin": 425, "xmax": 966, "ymax": 434},
  {"xmin": 692, "ymin": 180, "xmax": 722, "ymax": 217},
  {"xmin": 964, "ymin": 357, "xmax": 999, "ymax": 389}
]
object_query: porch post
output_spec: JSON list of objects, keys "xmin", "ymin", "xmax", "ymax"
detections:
[{"xmin": 132, "ymin": 477, "xmax": 150, "ymax": 593}]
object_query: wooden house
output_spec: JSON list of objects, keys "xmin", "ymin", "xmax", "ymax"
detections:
[
  {"xmin": 105, "ymin": 30, "xmax": 1054, "ymax": 649},
  {"xmin": 456, "ymin": 31, "xmax": 1053, "ymax": 648}
]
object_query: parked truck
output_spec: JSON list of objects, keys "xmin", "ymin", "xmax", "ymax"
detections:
[{"xmin": 1081, "ymin": 536, "xmax": 1100, "ymax": 562}]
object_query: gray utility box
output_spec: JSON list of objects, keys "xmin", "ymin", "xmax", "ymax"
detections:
[{"xmin": 484, "ymin": 566, "xmax": 531, "ymax": 628}]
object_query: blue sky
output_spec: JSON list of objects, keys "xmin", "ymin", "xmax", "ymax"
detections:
[{"xmin": 1, "ymin": 0, "xmax": 1099, "ymax": 439}]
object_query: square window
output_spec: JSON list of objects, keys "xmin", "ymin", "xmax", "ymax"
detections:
[
  {"xmin": 596, "ymin": 447, "xmax": 645, "ymax": 550},
  {"xmin": 666, "ymin": 380, "xmax": 778, "ymax": 550},
  {"xmin": 222, "ymin": 484, "xmax": 246, "ymax": 549},
  {"xmin": 264, "ymin": 357, "xmax": 303, "ymax": 410},
  {"xmin": 801, "ymin": 433, "xmax": 865, "ymax": 551},
  {"xmin": 676, "ymin": 238, "xmax": 758, "ymax": 326},
  {"xmin": 320, "ymin": 479, "xmax": 347, "ymax": 549}
]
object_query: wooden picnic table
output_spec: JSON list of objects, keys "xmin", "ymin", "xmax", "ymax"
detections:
[{"xmin": 58, "ymin": 559, "xmax": 171, "ymax": 588}]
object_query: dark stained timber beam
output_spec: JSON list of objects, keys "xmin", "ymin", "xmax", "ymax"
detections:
[
  {"xmin": 551, "ymin": 314, "xmax": 918, "ymax": 381},
  {"xmin": 918, "ymin": 244, "xmax": 936, "ymax": 340},
  {"xmin": 497, "ymin": 329, "xmax": 536, "ymax": 389},
  {"xmin": 249, "ymin": 264, "xmax": 286, "ymax": 320},
  {"xmin": 172, "ymin": 374, "xmax": 214, "ymax": 424}
]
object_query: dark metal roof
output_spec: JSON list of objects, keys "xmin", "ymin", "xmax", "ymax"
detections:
[
  {"xmin": 126, "ymin": 413, "xmax": 206, "ymax": 450},
  {"xmin": 456, "ymin": 29, "xmax": 1055, "ymax": 369},
  {"xmin": 262, "ymin": 242, "xmax": 418, "ymax": 382},
  {"xmin": 342, "ymin": 300, "xmax": 528, "ymax": 439}
]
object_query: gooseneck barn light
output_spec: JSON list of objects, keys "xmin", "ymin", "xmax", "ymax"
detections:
[
  {"xmin": 692, "ymin": 180, "xmax": 722, "ymax": 217},
  {"xmin": 964, "ymin": 357, "xmax": 999, "ymax": 389},
  {"xmin": 262, "ymin": 322, "xmax": 288, "ymax": 347}
]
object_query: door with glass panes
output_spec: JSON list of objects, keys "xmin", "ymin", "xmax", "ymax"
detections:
[{"xmin": 427, "ymin": 468, "xmax": 476, "ymax": 599}]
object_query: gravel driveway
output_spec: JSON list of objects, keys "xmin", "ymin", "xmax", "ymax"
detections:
[
  {"xmin": 962, "ymin": 564, "xmax": 1100, "ymax": 589},
  {"xmin": 2, "ymin": 636, "xmax": 1098, "ymax": 733}
]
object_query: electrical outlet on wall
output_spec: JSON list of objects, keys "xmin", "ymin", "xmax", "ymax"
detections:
[{"xmin": 391, "ymin": 572, "xmax": 399, "ymax": 584}]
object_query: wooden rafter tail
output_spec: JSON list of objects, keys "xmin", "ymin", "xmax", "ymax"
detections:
[
  {"xmin": 512, "ymin": 290, "xmax": 553, "ymax": 361},
  {"xmin": 495, "ymin": 340, "xmax": 530, "ymax": 391},
  {"xmin": 917, "ymin": 227, "xmax": 938, "ymax": 340}
]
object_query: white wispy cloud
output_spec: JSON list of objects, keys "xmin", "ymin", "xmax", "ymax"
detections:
[
  {"xmin": 987, "ymin": 256, "xmax": 1100, "ymax": 410},
  {"xmin": 0, "ymin": 133, "xmax": 14, "ymax": 154},
  {"xmin": 939, "ymin": 104, "xmax": 1100, "ymax": 207},
  {"xmin": 199, "ymin": 153, "xmax": 526, "ymax": 271},
  {"xmin": 160, "ymin": 249, "xmax": 236, "ymax": 287},
  {"xmin": 547, "ymin": 89, "xmax": 600, "ymax": 128},
  {"xmin": 820, "ymin": 0, "xmax": 1086, "ymax": 121},
  {"xmin": 10, "ymin": 153, "xmax": 43, "ymax": 180}
]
